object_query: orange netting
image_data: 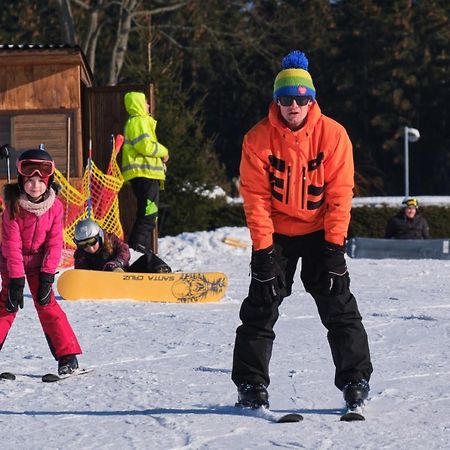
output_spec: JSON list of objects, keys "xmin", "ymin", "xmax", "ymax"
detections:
[{"xmin": 56, "ymin": 135, "xmax": 124, "ymax": 267}]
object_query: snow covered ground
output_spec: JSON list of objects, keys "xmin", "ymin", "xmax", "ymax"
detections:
[{"xmin": 1, "ymin": 226, "xmax": 450, "ymax": 449}]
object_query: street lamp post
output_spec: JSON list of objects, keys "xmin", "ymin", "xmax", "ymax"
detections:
[{"xmin": 404, "ymin": 126, "xmax": 420, "ymax": 197}]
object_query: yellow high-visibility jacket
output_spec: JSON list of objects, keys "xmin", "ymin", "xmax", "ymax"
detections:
[{"xmin": 122, "ymin": 92, "xmax": 169, "ymax": 182}]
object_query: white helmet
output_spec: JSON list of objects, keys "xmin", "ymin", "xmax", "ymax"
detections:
[{"xmin": 74, "ymin": 219, "xmax": 104, "ymax": 246}]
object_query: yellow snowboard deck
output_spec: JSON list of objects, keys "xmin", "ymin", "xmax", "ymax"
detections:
[{"xmin": 58, "ymin": 269, "xmax": 228, "ymax": 303}]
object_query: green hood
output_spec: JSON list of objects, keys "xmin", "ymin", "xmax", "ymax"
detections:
[{"xmin": 124, "ymin": 91, "xmax": 147, "ymax": 116}]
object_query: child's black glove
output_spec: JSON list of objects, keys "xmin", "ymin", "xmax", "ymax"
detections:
[
  {"xmin": 321, "ymin": 242, "xmax": 350, "ymax": 296},
  {"xmin": 249, "ymin": 245, "xmax": 284, "ymax": 306},
  {"xmin": 6, "ymin": 277, "xmax": 25, "ymax": 313},
  {"xmin": 37, "ymin": 272, "xmax": 55, "ymax": 306},
  {"xmin": 103, "ymin": 259, "xmax": 124, "ymax": 272}
]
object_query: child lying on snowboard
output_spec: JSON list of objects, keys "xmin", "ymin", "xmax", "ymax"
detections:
[{"xmin": 73, "ymin": 219, "xmax": 171, "ymax": 273}]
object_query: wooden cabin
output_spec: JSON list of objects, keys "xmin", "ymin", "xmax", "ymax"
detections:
[
  {"xmin": 0, "ymin": 45, "xmax": 155, "ymax": 246},
  {"xmin": 0, "ymin": 44, "xmax": 93, "ymax": 181}
]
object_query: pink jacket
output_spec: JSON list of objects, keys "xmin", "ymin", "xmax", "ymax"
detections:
[{"xmin": 0, "ymin": 187, "xmax": 63, "ymax": 278}]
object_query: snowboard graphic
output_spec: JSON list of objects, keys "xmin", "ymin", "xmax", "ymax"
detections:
[{"xmin": 57, "ymin": 269, "xmax": 228, "ymax": 303}]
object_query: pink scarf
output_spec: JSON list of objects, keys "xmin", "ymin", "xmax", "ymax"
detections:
[{"xmin": 18, "ymin": 188, "xmax": 56, "ymax": 216}]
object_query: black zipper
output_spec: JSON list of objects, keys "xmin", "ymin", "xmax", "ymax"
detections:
[
  {"xmin": 26, "ymin": 215, "xmax": 39, "ymax": 273},
  {"xmin": 286, "ymin": 165, "xmax": 291, "ymax": 204},
  {"xmin": 301, "ymin": 166, "xmax": 306, "ymax": 209}
]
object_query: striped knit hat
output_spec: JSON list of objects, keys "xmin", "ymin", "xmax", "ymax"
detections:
[{"xmin": 273, "ymin": 50, "xmax": 316, "ymax": 101}]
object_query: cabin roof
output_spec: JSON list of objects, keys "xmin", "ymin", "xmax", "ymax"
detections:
[{"xmin": 0, "ymin": 44, "xmax": 94, "ymax": 87}]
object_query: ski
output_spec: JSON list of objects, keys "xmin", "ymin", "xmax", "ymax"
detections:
[
  {"xmin": 42, "ymin": 368, "xmax": 93, "ymax": 383},
  {"xmin": 0, "ymin": 372, "xmax": 16, "ymax": 381},
  {"xmin": 236, "ymin": 405, "xmax": 303, "ymax": 423},
  {"xmin": 340, "ymin": 404, "xmax": 365, "ymax": 421},
  {"xmin": 277, "ymin": 413, "xmax": 304, "ymax": 423}
]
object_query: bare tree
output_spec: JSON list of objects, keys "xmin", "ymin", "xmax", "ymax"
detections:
[
  {"xmin": 80, "ymin": 0, "xmax": 107, "ymax": 73},
  {"xmin": 108, "ymin": 0, "xmax": 191, "ymax": 85},
  {"xmin": 53, "ymin": 0, "xmax": 191, "ymax": 85},
  {"xmin": 55, "ymin": 0, "xmax": 77, "ymax": 45},
  {"xmin": 107, "ymin": 0, "xmax": 137, "ymax": 85}
]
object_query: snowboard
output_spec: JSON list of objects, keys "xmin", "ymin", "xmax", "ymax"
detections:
[
  {"xmin": 57, "ymin": 269, "xmax": 228, "ymax": 303},
  {"xmin": 222, "ymin": 237, "xmax": 250, "ymax": 248}
]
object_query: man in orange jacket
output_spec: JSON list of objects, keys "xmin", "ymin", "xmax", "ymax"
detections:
[{"xmin": 232, "ymin": 50, "xmax": 373, "ymax": 414}]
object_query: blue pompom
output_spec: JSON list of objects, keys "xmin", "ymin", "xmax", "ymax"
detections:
[{"xmin": 281, "ymin": 50, "xmax": 309, "ymax": 70}]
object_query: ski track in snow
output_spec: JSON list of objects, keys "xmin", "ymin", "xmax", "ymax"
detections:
[{"xmin": 0, "ymin": 226, "xmax": 449, "ymax": 449}]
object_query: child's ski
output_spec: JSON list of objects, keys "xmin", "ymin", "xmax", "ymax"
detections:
[
  {"xmin": 42, "ymin": 368, "xmax": 93, "ymax": 383},
  {"xmin": 0, "ymin": 372, "xmax": 16, "ymax": 380}
]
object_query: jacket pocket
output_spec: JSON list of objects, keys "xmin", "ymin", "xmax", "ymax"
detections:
[{"xmin": 308, "ymin": 152, "xmax": 324, "ymax": 171}]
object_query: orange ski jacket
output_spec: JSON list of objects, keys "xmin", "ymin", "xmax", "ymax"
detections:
[{"xmin": 239, "ymin": 101, "xmax": 354, "ymax": 250}]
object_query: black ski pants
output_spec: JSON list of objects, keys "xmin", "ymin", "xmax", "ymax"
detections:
[
  {"xmin": 232, "ymin": 230, "xmax": 373, "ymax": 391},
  {"xmin": 128, "ymin": 178, "xmax": 159, "ymax": 253}
]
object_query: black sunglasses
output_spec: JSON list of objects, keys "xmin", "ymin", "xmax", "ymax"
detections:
[
  {"xmin": 278, "ymin": 95, "xmax": 311, "ymax": 107},
  {"xmin": 76, "ymin": 236, "xmax": 98, "ymax": 249}
]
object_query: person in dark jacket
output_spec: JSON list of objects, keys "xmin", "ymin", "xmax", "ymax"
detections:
[
  {"xmin": 73, "ymin": 219, "xmax": 171, "ymax": 273},
  {"xmin": 385, "ymin": 198, "xmax": 430, "ymax": 239}
]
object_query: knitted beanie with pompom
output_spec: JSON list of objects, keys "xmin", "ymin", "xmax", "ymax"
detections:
[{"xmin": 273, "ymin": 50, "xmax": 316, "ymax": 101}]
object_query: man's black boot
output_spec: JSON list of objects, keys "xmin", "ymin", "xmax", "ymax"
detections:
[
  {"xmin": 343, "ymin": 379, "xmax": 370, "ymax": 409},
  {"xmin": 236, "ymin": 383, "xmax": 270, "ymax": 409}
]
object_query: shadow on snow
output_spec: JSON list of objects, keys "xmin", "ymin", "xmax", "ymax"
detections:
[{"xmin": 0, "ymin": 404, "xmax": 343, "ymax": 417}]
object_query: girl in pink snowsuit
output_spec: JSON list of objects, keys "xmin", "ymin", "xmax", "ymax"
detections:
[{"xmin": 0, "ymin": 148, "xmax": 82, "ymax": 375}]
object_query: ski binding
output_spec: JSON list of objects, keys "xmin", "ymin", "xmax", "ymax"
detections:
[{"xmin": 340, "ymin": 404, "xmax": 365, "ymax": 421}]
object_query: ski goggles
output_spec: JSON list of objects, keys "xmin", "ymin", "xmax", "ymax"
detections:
[
  {"xmin": 277, "ymin": 95, "xmax": 312, "ymax": 107},
  {"xmin": 75, "ymin": 236, "xmax": 98, "ymax": 249},
  {"xmin": 17, "ymin": 159, "xmax": 55, "ymax": 178}
]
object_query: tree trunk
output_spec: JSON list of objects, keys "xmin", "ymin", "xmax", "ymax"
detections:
[
  {"xmin": 107, "ymin": 0, "xmax": 138, "ymax": 85},
  {"xmin": 55, "ymin": 0, "xmax": 76, "ymax": 45},
  {"xmin": 81, "ymin": 0, "xmax": 107, "ymax": 74}
]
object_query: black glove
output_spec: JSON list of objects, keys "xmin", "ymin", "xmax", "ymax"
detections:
[
  {"xmin": 103, "ymin": 259, "xmax": 124, "ymax": 272},
  {"xmin": 6, "ymin": 277, "xmax": 25, "ymax": 313},
  {"xmin": 0, "ymin": 144, "xmax": 10, "ymax": 160},
  {"xmin": 248, "ymin": 245, "xmax": 283, "ymax": 306},
  {"xmin": 37, "ymin": 272, "xmax": 55, "ymax": 306},
  {"xmin": 321, "ymin": 242, "xmax": 350, "ymax": 296}
]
